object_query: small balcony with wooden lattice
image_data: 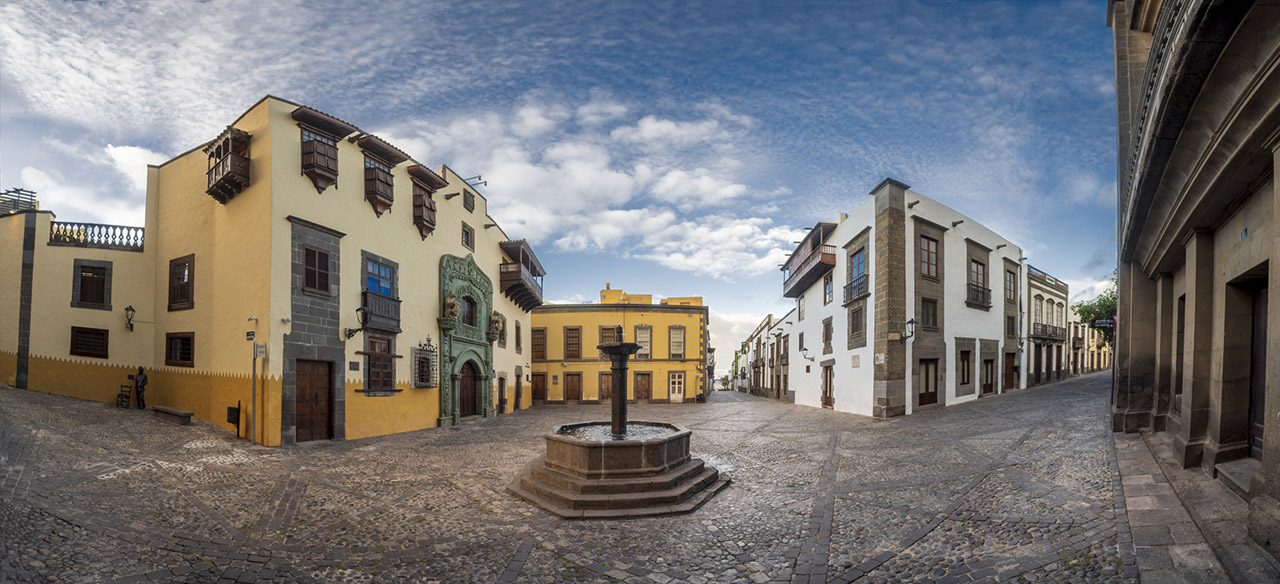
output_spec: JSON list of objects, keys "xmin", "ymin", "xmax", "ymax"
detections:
[
  {"xmin": 499, "ymin": 240, "xmax": 546, "ymax": 312},
  {"xmin": 204, "ymin": 126, "xmax": 251, "ymax": 204}
]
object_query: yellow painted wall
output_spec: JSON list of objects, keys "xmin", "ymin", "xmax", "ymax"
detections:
[
  {"xmin": 0, "ymin": 213, "xmax": 32, "ymax": 384},
  {"xmin": 532, "ymin": 294, "xmax": 708, "ymax": 403}
]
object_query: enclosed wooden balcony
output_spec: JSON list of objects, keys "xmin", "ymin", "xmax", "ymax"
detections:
[
  {"xmin": 499, "ymin": 240, "xmax": 546, "ymax": 312},
  {"xmin": 782, "ymin": 222, "xmax": 837, "ymax": 298},
  {"xmin": 204, "ymin": 127, "xmax": 251, "ymax": 204},
  {"xmin": 363, "ymin": 290, "xmax": 402, "ymax": 333}
]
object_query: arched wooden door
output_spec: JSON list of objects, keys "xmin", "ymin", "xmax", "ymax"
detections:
[{"xmin": 459, "ymin": 361, "xmax": 478, "ymax": 417}]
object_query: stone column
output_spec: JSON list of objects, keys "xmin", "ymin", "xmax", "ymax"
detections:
[
  {"xmin": 1174, "ymin": 229, "xmax": 1214, "ymax": 467},
  {"xmin": 1113, "ymin": 260, "xmax": 1157, "ymax": 432},
  {"xmin": 871, "ymin": 178, "xmax": 909, "ymax": 418},
  {"xmin": 1248, "ymin": 140, "xmax": 1280, "ymax": 559},
  {"xmin": 1153, "ymin": 274, "xmax": 1175, "ymax": 431}
]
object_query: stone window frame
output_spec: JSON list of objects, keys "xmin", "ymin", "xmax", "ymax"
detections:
[
  {"xmin": 823, "ymin": 271, "xmax": 834, "ymax": 305},
  {"xmin": 797, "ymin": 296, "xmax": 805, "ymax": 321},
  {"xmin": 461, "ymin": 221, "xmax": 475, "ymax": 251},
  {"xmin": 1007, "ymin": 315, "xmax": 1018, "ymax": 338},
  {"xmin": 798, "ymin": 331, "xmax": 805, "ymax": 351},
  {"xmin": 959, "ymin": 350, "xmax": 972, "ymax": 386},
  {"xmin": 920, "ymin": 298, "xmax": 939, "ymax": 329},
  {"xmin": 821, "ymin": 316, "xmax": 833, "ymax": 355},
  {"xmin": 70, "ymin": 259, "xmax": 112, "ymax": 311},
  {"xmin": 361, "ymin": 335, "xmax": 399, "ymax": 395},
  {"xmin": 598, "ymin": 325, "xmax": 618, "ymax": 361},
  {"xmin": 70, "ymin": 326, "xmax": 109, "ymax": 359},
  {"xmin": 531, "ymin": 327, "xmax": 547, "ymax": 360},
  {"xmin": 564, "ymin": 326, "xmax": 582, "ymax": 360},
  {"xmin": 668, "ymin": 325, "xmax": 686, "ymax": 360},
  {"xmin": 634, "ymin": 325, "xmax": 652, "ymax": 360},
  {"xmin": 920, "ymin": 236, "xmax": 939, "ymax": 280},
  {"xmin": 847, "ymin": 303, "xmax": 866, "ymax": 350},
  {"xmin": 463, "ymin": 189, "xmax": 476, "ymax": 213},
  {"xmin": 1005, "ymin": 269, "xmax": 1017, "ymax": 304},
  {"xmin": 168, "ymin": 254, "xmax": 195, "ymax": 311},
  {"xmin": 165, "ymin": 332, "xmax": 195, "ymax": 367}
]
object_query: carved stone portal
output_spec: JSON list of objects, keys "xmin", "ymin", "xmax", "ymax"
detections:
[{"xmin": 438, "ymin": 254, "xmax": 496, "ymax": 426}]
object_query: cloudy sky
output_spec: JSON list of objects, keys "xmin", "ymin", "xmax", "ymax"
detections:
[{"xmin": 0, "ymin": 0, "xmax": 1118, "ymax": 354}]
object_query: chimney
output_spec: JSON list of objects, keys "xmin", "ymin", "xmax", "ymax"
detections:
[{"xmin": 606, "ymin": 282, "xmax": 611, "ymax": 290}]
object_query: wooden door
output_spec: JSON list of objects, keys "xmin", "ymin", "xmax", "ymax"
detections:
[
  {"xmin": 821, "ymin": 365, "xmax": 834, "ymax": 408},
  {"xmin": 1249, "ymin": 288, "xmax": 1268, "ymax": 460},
  {"xmin": 532, "ymin": 373, "xmax": 547, "ymax": 401},
  {"xmin": 669, "ymin": 372, "xmax": 684, "ymax": 403},
  {"xmin": 515, "ymin": 370, "xmax": 523, "ymax": 410},
  {"xmin": 599, "ymin": 371, "xmax": 613, "ymax": 401},
  {"xmin": 565, "ymin": 373, "xmax": 582, "ymax": 401},
  {"xmin": 635, "ymin": 373, "xmax": 651, "ymax": 400},
  {"xmin": 497, "ymin": 377, "xmax": 507, "ymax": 414},
  {"xmin": 459, "ymin": 361, "xmax": 478, "ymax": 417},
  {"xmin": 982, "ymin": 359, "xmax": 994, "ymax": 394},
  {"xmin": 296, "ymin": 360, "xmax": 331, "ymax": 442},
  {"xmin": 1004, "ymin": 353, "xmax": 1015, "ymax": 390},
  {"xmin": 919, "ymin": 359, "xmax": 938, "ymax": 406}
]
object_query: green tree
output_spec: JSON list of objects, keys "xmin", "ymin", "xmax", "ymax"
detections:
[{"xmin": 1073, "ymin": 271, "xmax": 1117, "ymax": 346}]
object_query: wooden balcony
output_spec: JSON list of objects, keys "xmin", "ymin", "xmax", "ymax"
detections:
[
  {"xmin": 842, "ymin": 273, "xmax": 870, "ymax": 305},
  {"xmin": 782, "ymin": 244, "xmax": 836, "ymax": 298},
  {"xmin": 1031, "ymin": 323, "xmax": 1067, "ymax": 341},
  {"xmin": 363, "ymin": 290, "xmax": 402, "ymax": 333},
  {"xmin": 500, "ymin": 262, "xmax": 544, "ymax": 311},
  {"xmin": 204, "ymin": 126, "xmax": 251, "ymax": 204}
]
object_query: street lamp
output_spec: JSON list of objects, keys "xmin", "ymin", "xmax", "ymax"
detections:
[
  {"xmin": 124, "ymin": 305, "xmax": 136, "ymax": 332},
  {"xmin": 344, "ymin": 306, "xmax": 370, "ymax": 339},
  {"xmin": 900, "ymin": 318, "xmax": 917, "ymax": 343}
]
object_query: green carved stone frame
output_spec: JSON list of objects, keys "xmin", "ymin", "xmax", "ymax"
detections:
[{"xmin": 438, "ymin": 254, "xmax": 498, "ymax": 426}]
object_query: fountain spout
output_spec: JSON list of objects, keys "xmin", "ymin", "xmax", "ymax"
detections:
[{"xmin": 597, "ymin": 324, "xmax": 642, "ymax": 436}]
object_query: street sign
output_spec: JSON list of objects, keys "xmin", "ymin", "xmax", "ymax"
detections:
[
  {"xmin": 1091, "ymin": 319, "xmax": 1114, "ymax": 328},
  {"xmin": 246, "ymin": 330, "xmax": 255, "ymax": 341}
]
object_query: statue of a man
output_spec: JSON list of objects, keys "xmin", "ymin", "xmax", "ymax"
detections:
[
  {"xmin": 134, "ymin": 367, "xmax": 148, "ymax": 409},
  {"xmin": 444, "ymin": 292, "xmax": 461, "ymax": 318}
]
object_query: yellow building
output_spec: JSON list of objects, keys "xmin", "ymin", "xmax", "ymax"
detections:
[
  {"xmin": 0, "ymin": 95, "xmax": 546, "ymax": 446},
  {"xmin": 530, "ymin": 286, "xmax": 709, "ymax": 404}
]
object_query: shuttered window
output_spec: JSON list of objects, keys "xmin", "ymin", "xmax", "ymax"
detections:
[
  {"xmin": 565, "ymin": 327, "xmax": 581, "ymax": 359},
  {"xmin": 532, "ymin": 328, "xmax": 546, "ymax": 360},
  {"xmin": 635, "ymin": 326, "xmax": 652, "ymax": 360},
  {"xmin": 70, "ymin": 327, "xmax": 108, "ymax": 359}
]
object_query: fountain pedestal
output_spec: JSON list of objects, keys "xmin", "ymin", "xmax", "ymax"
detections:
[{"xmin": 506, "ymin": 326, "xmax": 729, "ymax": 519}]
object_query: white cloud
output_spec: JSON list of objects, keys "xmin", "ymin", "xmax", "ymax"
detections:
[
  {"xmin": 650, "ymin": 169, "xmax": 748, "ymax": 210},
  {"xmin": 707, "ymin": 310, "xmax": 772, "ymax": 358},
  {"xmin": 104, "ymin": 144, "xmax": 167, "ymax": 195},
  {"xmin": 610, "ymin": 116, "xmax": 726, "ymax": 147},
  {"xmin": 576, "ymin": 99, "xmax": 628, "ymax": 126},
  {"xmin": 21, "ymin": 166, "xmax": 144, "ymax": 226}
]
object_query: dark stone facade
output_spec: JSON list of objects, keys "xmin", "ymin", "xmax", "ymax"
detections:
[{"xmin": 282, "ymin": 216, "xmax": 347, "ymax": 445}]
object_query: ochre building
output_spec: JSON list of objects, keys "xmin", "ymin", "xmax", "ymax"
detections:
[
  {"xmin": 0, "ymin": 95, "xmax": 546, "ymax": 446},
  {"xmin": 530, "ymin": 286, "xmax": 709, "ymax": 404}
]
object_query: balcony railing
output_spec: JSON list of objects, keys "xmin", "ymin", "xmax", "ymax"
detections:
[
  {"xmin": 966, "ymin": 283, "xmax": 991, "ymax": 307},
  {"xmin": 843, "ymin": 273, "xmax": 869, "ymax": 305},
  {"xmin": 780, "ymin": 353, "xmax": 789, "ymax": 365},
  {"xmin": 1031, "ymin": 323, "xmax": 1067, "ymax": 340},
  {"xmin": 49, "ymin": 221, "xmax": 144, "ymax": 252},
  {"xmin": 782, "ymin": 244, "xmax": 836, "ymax": 298},
  {"xmin": 206, "ymin": 153, "xmax": 250, "ymax": 204},
  {"xmin": 363, "ymin": 290, "xmax": 402, "ymax": 333},
  {"xmin": 500, "ymin": 261, "xmax": 544, "ymax": 311}
]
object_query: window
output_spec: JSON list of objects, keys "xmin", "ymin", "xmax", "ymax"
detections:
[
  {"xmin": 70, "ymin": 327, "xmax": 108, "ymax": 359},
  {"xmin": 300, "ymin": 125, "xmax": 339, "ymax": 193},
  {"xmin": 461, "ymin": 222, "xmax": 474, "ymax": 250},
  {"xmin": 515, "ymin": 321, "xmax": 523, "ymax": 354},
  {"xmin": 463, "ymin": 190, "xmax": 476, "ymax": 212},
  {"xmin": 532, "ymin": 328, "xmax": 546, "ymax": 360},
  {"xmin": 412, "ymin": 345, "xmax": 436, "ymax": 388},
  {"xmin": 364, "ymin": 154, "xmax": 394, "ymax": 215},
  {"xmin": 1034, "ymin": 296, "xmax": 1044, "ymax": 324},
  {"xmin": 960, "ymin": 350, "xmax": 971, "ymax": 385},
  {"xmin": 823, "ymin": 272, "xmax": 834, "ymax": 304},
  {"xmin": 565, "ymin": 327, "xmax": 582, "ymax": 359},
  {"xmin": 822, "ymin": 317, "xmax": 833, "ymax": 354},
  {"xmin": 669, "ymin": 326, "xmax": 685, "ymax": 360},
  {"xmin": 850, "ymin": 307, "xmax": 864, "ymax": 337},
  {"xmin": 366, "ymin": 337, "xmax": 394, "ymax": 392},
  {"xmin": 365, "ymin": 259, "xmax": 393, "ymax": 296},
  {"xmin": 1007, "ymin": 315, "xmax": 1017, "ymax": 338},
  {"xmin": 304, "ymin": 247, "xmax": 330, "ymax": 293},
  {"xmin": 599, "ymin": 326, "xmax": 618, "ymax": 360},
  {"xmin": 920, "ymin": 236, "xmax": 938, "ymax": 278},
  {"xmin": 969, "ymin": 260, "xmax": 986, "ymax": 287},
  {"xmin": 635, "ymin": 326, "xmax": 652, "ymax": 359},
  {"xmin": 1005, "ymin": 270, "xmax": 1017, "ymax": 303},
  {"xmin": 168, "ymin": 254, "xmax": 194, "ymax": 311},
  {"xmin": 165, "ymin": 332, "xmax": 194, "ymax": 367},
  {"xmin": 799, "ymin": 331, "xmax": 805, "ymax": 350},
  {"xmin": 798, "ymin": 296, "xmax": 806, "ymax": 320},
  {"xmin": 71, "ymin": 259, "xmax": 111, "ymax": 310},
  {"xmin": 460, "ymin": 297, "xmax": 476, "ymax": 327},
  {"xmin": 921, "ymin": 298, "xmax": 938, "ymax": 328},
  {"xmin": 849, "ymin": 248, "xmax": 867, "ymax": 279},
  {"xmin": 412, "ymin": 179, "xmax": 437, "ymax": 238}
]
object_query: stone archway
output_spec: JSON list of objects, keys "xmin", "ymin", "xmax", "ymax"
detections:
[{"xmin": 438, "ymin": 254, "xmax": 498, "ymax": 427}]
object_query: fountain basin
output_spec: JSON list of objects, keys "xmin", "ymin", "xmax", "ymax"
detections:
[{"xmin": 507, "ymin": 420, "xmax": 729, "ymax": 519}]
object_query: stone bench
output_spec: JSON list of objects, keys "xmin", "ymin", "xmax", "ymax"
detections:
[{"xmin": 152, "ymin": 406, "xmax": 193, "ymax": 425}]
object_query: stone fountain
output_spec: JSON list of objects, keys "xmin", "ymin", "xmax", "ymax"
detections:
[{"xmin": 507, "ymin": 326, "xmax": 729, "ymax": 519}]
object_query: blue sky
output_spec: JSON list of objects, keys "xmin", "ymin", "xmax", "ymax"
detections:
[{"xmin": 0, "ymin": 0, "xmax": 1118, "ymax": 352}]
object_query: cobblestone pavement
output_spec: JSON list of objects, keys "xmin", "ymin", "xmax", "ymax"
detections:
[{"xmin": 2, "ymin": 373, "xmax": 1135, "ymax": 584}]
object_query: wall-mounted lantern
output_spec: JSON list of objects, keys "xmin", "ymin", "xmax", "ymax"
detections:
[
  {"xmin": 344, "ymin": 306, "xmax": 370, "ymax": 339},
  {"xmin": 124, "ymin": 305, "xmax": 136, "ymax": 331},
  {"xmin": 900, "ymin": 318, "xmax": 917, "ymax": 343}
]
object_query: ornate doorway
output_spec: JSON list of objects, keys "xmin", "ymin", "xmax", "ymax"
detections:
[{"xmin": 459, "ymin": 361, "xmax": 479, "ymax": 417}]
